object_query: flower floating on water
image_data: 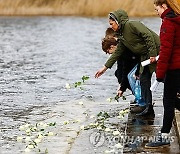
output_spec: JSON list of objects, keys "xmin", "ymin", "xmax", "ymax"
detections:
[
  {"xmin": 38, "ymin": 134, "xmax": 43, "ymax": 139},
  {"xmin": 65, "ymin": 83, "xmax": 71, "ymax": 89},
  {"xmin": 25, "ymin": 129, "xmax": 31, "ymax": 133},
  {"xmin": 25, "ymin": 137, "xmax": 31, "ymax": 142},
  {"xmin": 48, "ymin": 132, "xmax": 54, "ymax": 136},
  {"xmin": 19, "ymin": 125, "xmax": 25, "ymax": 131},
  {"xmin": 113, "ymin": 130, "xmax": 120, "ymax": 136},
  {"xmin": 63, "ymin": 121, "xmax": 69, "ymax": 125},
  {"xmin": 90, "ymin": 115, "xmax": 95, "ymax": 119},
  {"xmin": 107, "ymin": 94, "xmax": 126, "ymax": 103},
  {"xmin": 78, "ymin": 101, "xmax": 84, "ymax": 105},
  {"xmin": 76, "ymin": 119, "xmax": 81, "ymax": 123},
  {"xmin": 82, "ymin": 75, "xmax": 90, "ymax": 82},
  {"xmin": 28, "ymin": 144, "xmax": 34, "ymax": 149},
  {"xmin": 34, "ymin": 138, "xmax": 41, "ymax": 144},
  {"xmin": 104, "ymin": 149, "xmax": 115, "ymax": 153},
  {"xmin": 65, "ymin": 75, "xmax": 90, "ymax": 90},
  {"xmin": 80, "ymin": 125, "xmax": 85, "ymax": 130},
  {"xmin": 114, "ymin": 143, "xmax": 123, "ymax": 149},
  {"xmin": 106, "ymin": 97, "xmax": 113, "ymax": 102},
  {"xmin": 25, "ymin": 147, "xmax": 31, "ymax": 153},
  {"xmin": 17, "ymin": 136, "xmax": 23, "ymax": 142},
  {"xmin": 119, "ymin": 109, "xmax": 129, "ymax": 117},
  {"xmin": 105, "ymin": 128, "xmax": 111, "ymax": 132}
]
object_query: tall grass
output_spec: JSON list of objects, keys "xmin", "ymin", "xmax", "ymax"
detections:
[{"xmin": 0, "ymin": 0, "xmax": 156, "ymax": 16}]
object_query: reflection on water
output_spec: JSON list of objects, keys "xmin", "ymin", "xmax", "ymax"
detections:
[{"xmin": 0, "ymin": 16, "xmax": 161, "ymax": 153}]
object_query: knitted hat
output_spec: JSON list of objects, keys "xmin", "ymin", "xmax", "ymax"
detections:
[{"xmin": 167, "ymin": 0, "xmax": 180, "ymax": 15}]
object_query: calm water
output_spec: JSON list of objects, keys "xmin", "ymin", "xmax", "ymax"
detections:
[{"xmin": 0, "ymin": 16, "xmax": 161, "ymax": 153}]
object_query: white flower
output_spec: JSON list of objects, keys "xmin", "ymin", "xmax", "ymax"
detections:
[
  {"xmin": 63, "ymin": 121, "xmax": 69, "ymax": 125},
  {"xmin": 97, "ymin": 126, "xmax": 102, "ymax": 130},
  {"xmin": 105, "ymin": 128, "xmax": 111, "ymax": 132},
  {"xmin": 117, "ymin": 115, "xmax": 124, "ymax": 119},
  {"xmin": 113, "ymin": 130, "xmax": 120, "ymax": 136},
  {"xmin": 106, "ymin": 97, "xmax": 113, "ymax": 102},
  {"xmin": 94, "ymin": 122, "xmax": 99, "ymax": 126},
  {"xmin": 25, "ymin": 148, "xmax": 31, "ymax": 153},
  {"xmin": 32, "ymin": 127, "xmax": 37, "ymax": 131},
  {"xmin": 89, "ymin": 123, "xmax": 95, "ymax": 126},
  {"xmin": 119, "ymin": 110, "xmax": 125, "ymax": 115},
  {"xmin": 65, "ymin": 83, "xmax": 71, "ymax": 89},
  {"xmin": 19, "ymin": 125, "xmax": 25, "ymax": 131},
  {"xmin": 73, "ymin": 119, "xmax": 81, "ymax": 123},
  {"xmin": 119, "ymin": 109, "xmax": 129, "ymax": 115},
  {"xmin": 25, "ymin": 137, "xmax": 31, "ymax": 142},
  {"xmin": 34, "ymin": 138, "xmax": 41, "ymax": 144},
  {"xmin": 38, "ymin": 134, "xmax": 43, "ymax": 139},
  {"xmin": 28, "ymin": 144, "xmax": 34, "ymax": 149},
  {"xmin": 25, "ymin": 129, "xmax": 31, "ymax": 133},
  {"xmin": 42, "ymin": 123, "xmax": 48, "ymax": 128},
  {"xmin": 17, "ymin": 136, "xmax": 23, "ymax": 142},
  {"xmin": 75, "ymin": 119, "xmax": 81, "ymax": 123},
  {"xmin": 114, "ymin": 143, "xmax": 123, "ymax": 149},
  {"xmin": 80, "ymin": 125, "xmax": 84, "ymax": 130},
  {"xmin": 24, "ymin": 124, "xmax": 30, "ymax": 128},
  {"xmin": 123, "ymin": 109, "xmax": 129, "ymax": 114},
  {"xmin": 90, "ymin": 115, "xmax": 95, "ymax": 119},
  {"xmin": 78, "ymin": 101, "xmax": 84, "ymax": 105},
  {"xmin": 104, "ymin": 149, "xmax": 115, "ymax": 153},
  {"xmin": 38, "ymin": 122, "xmax": 44, "ymax": 126},
  {"xmin": 48, "ymin": 132, "xmax": 54, "ymax": 136}
]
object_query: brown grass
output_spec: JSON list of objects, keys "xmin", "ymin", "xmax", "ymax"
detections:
[{"xmin": 0, "ymin": 0, "xmax": 156, "ymax": 16}]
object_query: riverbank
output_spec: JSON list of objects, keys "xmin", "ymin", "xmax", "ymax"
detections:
[
  {"xmin": 8, "ymin": 90, "xmax": 179, "ymax": 153},
  {"xmin": 0, "ymin": 0, "xmax": 156, "ymax": 16}
]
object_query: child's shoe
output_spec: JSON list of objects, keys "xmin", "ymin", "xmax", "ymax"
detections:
[{"xmin": 145, "ymin": 133, "xmax": 170, "ymax": 148}]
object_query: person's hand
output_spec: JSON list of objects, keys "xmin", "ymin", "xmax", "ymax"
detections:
[
  {"xmin": 133, "ymin": 74, "xmax": 140, "ymax": 80},
  {"xmin": 117, "ymin": 89, "xmax": 123, "ymax": 97},
  {"xmin": 150, "ymin": 57, "xmax": 156, "ymax": 64},
  {"xmin": 95, "ymin": 66, "xmax": 108, "ymax": 78}
]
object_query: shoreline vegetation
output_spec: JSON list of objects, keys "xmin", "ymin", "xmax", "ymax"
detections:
[{"xmin": 0, "ymin": 0, "xmax": 156, "ymax": 17}]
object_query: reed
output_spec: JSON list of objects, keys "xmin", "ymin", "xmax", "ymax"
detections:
[{"xmin": 0, "ymin": 0, "xmax": 156, "ymax": 16}]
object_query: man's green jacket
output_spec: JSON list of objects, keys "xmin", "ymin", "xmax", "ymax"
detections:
[{"xmin": 105, "ymin": 9, "xmax": 160, "ymax": 73}]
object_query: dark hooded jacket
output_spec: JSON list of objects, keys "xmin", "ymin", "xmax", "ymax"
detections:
[
  {"xmin": 156, "ymin": 8, "xmax": 180, "ymax": 79},
  {"xmin": 105, "ymin": 9, "xmax": 160, "ymax": 73}
]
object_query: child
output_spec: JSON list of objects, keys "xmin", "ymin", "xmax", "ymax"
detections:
[
  {"xmin": 102, "ymin": 36, "xmax": 146, "ymax": 110},
  {"xmin": 95, "ymin": 9, "xmax": 160, "ymax": 116},
  {"xmin": 145, "ymin": 0, "xmax": 180, "ymax": 148}
]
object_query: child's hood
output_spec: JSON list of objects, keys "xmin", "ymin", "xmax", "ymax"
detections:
[{"xmin": 109, "ymin": 9, "xmax": 129, "ymax": 30}]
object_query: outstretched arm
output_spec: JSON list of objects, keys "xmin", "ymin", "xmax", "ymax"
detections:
[{"xmin": 95, "ymin": 66, "xmax": 108, "ymax": 78}]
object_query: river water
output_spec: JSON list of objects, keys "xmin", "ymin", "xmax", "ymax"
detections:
[{"xmin": 0, "ymin": 16, "xmax": 161, "ymax": 153}]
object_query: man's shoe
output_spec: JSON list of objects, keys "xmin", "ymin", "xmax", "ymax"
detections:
[
  {"xmin": 130, "ymin": 106, "xmax": 146, "ymax": 113},
  {"xmin": 145, "ymin": 133, "xmax": 170, "ymax": 149},
  {"xmin": 136, "ymin": 104, "xmax": 155, "ymax": 117},
  {"xmin": 130, "ymin": 100, "xmax": 137, "ymax": 106}
]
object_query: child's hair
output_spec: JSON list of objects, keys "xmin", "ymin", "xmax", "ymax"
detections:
[
  {"xmin": 154, "ymin": 0, "xmax": 169, "ymax": 6},
  {"xmin": 154, "ymin": 0, "xmax": 180, "ymax": 15},
  {"xmin": 105, "ymin": 28, "xmax": 116, "ymax": 37},
  {"xmin": 102, "ymin": 36, "xmax": 118, "ymax": 53}
]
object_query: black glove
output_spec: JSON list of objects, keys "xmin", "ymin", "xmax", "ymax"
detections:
[{"xmin": 156, "ymin": 78, "xmax": 163, "ymax": 82}]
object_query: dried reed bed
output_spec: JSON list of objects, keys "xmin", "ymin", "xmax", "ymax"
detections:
[{"xmin": 0, "ymin": 0, "xmax": 156, "ymax": 16}]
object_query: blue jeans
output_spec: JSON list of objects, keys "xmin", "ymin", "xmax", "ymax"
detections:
[{"xmin": 128, "ymin": 65, "xmax": 146, "ymax": 107}]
